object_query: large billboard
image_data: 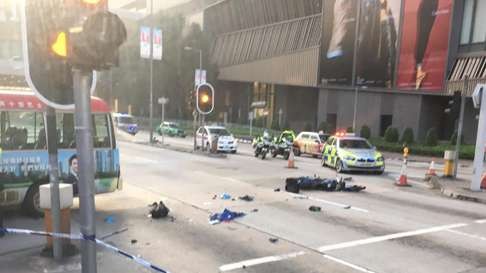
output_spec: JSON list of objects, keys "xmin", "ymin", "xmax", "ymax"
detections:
[
  {"xmin": 321, "ymin": 0, "xmax": 402, "ymax": 88},
  {"xmin": 321, "ymin": 0, "xmax": 358, "ymax": 85},
  {"xmin": 356, "ymin": 0, "xmax": 401, "ymax": 87},
  {"xmin": 397, "ymin": 0, "xmax": 453, "ymax": 90}
]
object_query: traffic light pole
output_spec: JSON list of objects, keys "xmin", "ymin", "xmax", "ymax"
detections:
[
  {"xmin": 453, "ymin": 77, "xmax": 467, "ymax": 177},
  {"xmin": 46, "ymin": 107, "xmax": 62, "ymax": 260},
  {"xmin": 148, "ymin": 0, "xmax": 154, "ymax": 144},
  {"xmin": 73, "ymin": 69, "xmax": 97, "ymax": 273}
]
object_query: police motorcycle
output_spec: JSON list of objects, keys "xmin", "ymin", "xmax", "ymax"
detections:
[
  {"xmin": 252, "ymin": 130, "xmax": 272, "ymax": 160},
  {"xmin": 270, "ymin": 130, "xmax": 296, "ymax": 160}
]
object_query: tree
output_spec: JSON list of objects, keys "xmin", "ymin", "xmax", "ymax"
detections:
[
  {"xmin": 360, "ymin": 125, "xmax": 370, "ymax": 139},
  {"xmin": 384, "ymin": 127, "xmax": 399, "ymax": 143},
  {"xmin": 401, "ymin": 128, "xmax": 415, "ymax": 144},
  {"xmin": 111, "ymin": 14, "xmax": 214, "ymax": 120},
  {"xmin": 425, "ymin": 128, "xmax": 438, "ymax": 146}
]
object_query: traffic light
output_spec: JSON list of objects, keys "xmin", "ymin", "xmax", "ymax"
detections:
[
  {"xmin": 445, "ymin": 91, "xmax": 462, "ymax": 117},
  {"xmin": 23, "ymin": 0, "xmax": 126, "ymax": 108},
  {"xmin": 196, "ymin": 83, "xmax": 215, "ymax": 115}
]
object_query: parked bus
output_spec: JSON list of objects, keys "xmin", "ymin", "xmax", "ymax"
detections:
[{"xmin": 0, "ymin": 88, "xmax": 121, "ymax": 216}]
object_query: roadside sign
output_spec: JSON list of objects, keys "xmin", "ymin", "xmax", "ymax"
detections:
[
  {"xmin": 195, "ymin": 69, "xmax": 207, "ymax": 87},
  {"xmin": 140, "ymin": 26, "xmax": 151, "ymax": 59},
  {"xmin": 153, "ymin": 29, "xmax": 162, "ymax": 60},
  {"xmin": 158, "ymin": 97, "xmax": 168, "ymax": 104},
  {"xmin": 472, "ymin": 84, "xmax": 486, "ymax": 109}
]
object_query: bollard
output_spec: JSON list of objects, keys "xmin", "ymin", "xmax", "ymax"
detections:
[
  {"xmin": 443, "ymin": 150, "xmax": 455, "ymax": 177},
  {"xmin": 40, "ymin": 183, "xmax": 76, "ymax": 256}
]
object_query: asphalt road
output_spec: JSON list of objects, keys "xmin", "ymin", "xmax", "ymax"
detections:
[
  {"xmin": 2, "ymin": 134, "xmax": 486, "ymax": 273},
  {"xmin": 112, "ymin": 139, "xmax": 486, "ymax": 273}
]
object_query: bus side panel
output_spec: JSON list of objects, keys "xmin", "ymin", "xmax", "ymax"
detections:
[
  {"xmin": 58, "ymin": 149, "xmax": 120, "ymax": 194},
  {"xmin": 0, "ymin": 150, "xmax": 49, "ymax": 207}
]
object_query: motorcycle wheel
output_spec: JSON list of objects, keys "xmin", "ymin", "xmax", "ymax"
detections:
[
  {"xmin": 284, "ymin": 152, "xmax": 290, "ymax": 160},
  {"xmin": 261, "ymin": 152, "xmax": 267, "ymax": 160},
  {"xmin": 271, "ymin": 150, "xmax": 278, "ymax": 158}
]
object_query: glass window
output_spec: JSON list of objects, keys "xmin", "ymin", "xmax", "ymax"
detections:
[
  {"xmin": 58, "ymin": 113, "xmax": 75, "ymax": 149},
  {"xmin": 472, "ymin": 0, "xmax": 486, "ymax": 43},
  {"xmin": 339, "ymin": 139, "xmax": 372, "ymax": 149},
  {"xmin": 1, "ymin": 111, "xmax": 44, "ymax": 150},
  {"xmin": 209, "ymin": 128, "xmax": 230, "ymax": 136},
  {"xmin": 460, "ymin": 0, "xmax": 474, "ymax": 44},
  {"xmin": 93, "ymin": 114, "xmax": 111, "ymax": 148}
]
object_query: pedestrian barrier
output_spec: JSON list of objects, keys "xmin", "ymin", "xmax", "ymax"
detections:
[{"xmin": 0, "ymin": 227, "xmax": 170, "ymax": 273}]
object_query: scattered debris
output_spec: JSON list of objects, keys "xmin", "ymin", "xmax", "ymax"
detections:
[
  {"xmin": 149, "ymin": 201, "xmax": 170, "ymax": 219},
  {"xmin": 212, "ymin": 195, "xmax": 217, "ymax": 200},
  {"xmin": 221, "ymin": 193, "xmax": 232, "ymax": 200},
  {"xmin": 285, "ymin": 177, "xmax": 366, "ymax": 193},
  {"xmin": 131, "ymin": 239, "xmax": 138, "ymax": 244},
  {"xmin": 426, "ymin": 176, "xmax": 442, "ymax": 190},
  {"xmin": 274, "ymin": 188, "xmax": 281, "ymax": 192},
  {"xmin": 268, "ymin": 237, "xmax": 279, "ymax": 243},
  {"xmin": 104, "ymin": 215, "xmax": 116, "ymax": 224},
  {"xmin": 251, "ymin": 209, "xmax": 259, "ymax": 213},
  {"xmin": 209, "ymin": 208, "xmax": 245, "ymax": 225},
  {"xmin": 309, "ymin": 206, "xmax": 322, "ymax": 212},
  {"xmin": 238, "ymin": 195, "xmax": 255, "ymax": 202}
]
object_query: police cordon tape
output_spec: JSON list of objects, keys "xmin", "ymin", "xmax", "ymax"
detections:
[{"xmin": 0, "ymin": 227, "xmax": 170, "ymax": 273}]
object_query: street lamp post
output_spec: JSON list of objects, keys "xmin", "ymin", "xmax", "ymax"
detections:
[
  {"xmin": 158, "ymin": 97, "xmax": 168, "ymax": 145},
  {"xmin": 149, "ymin": 0, "xmax": 154, "ymax": 144},
  {"xmin": 184, "ymin": 46, "xmax": 203, "ymax": 151}
]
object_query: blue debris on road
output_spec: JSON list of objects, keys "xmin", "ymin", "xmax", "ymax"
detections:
[{"xmin": 209, "ymin": 209, "xmax": 245, "ymax": 225}]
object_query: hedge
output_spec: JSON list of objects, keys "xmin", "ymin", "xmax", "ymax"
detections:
[{"xmin": 370, "ymin": 138, "xmax": 475, "ymax": 160}]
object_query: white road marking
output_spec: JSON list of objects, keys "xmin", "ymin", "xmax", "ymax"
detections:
[
  {"xmin": 120, "ymin": 154, "xmax": 158, "ymax": 164},
  {"xmin": 218, "ymin": 251, "xmax": 306, "ymax": 272},
  {"xmin": 446, "ymin": 229, "xmax": 486, "ymax": 242},
  {"xmin": 219, "ymin": 223, "xmax": 470, "ymax": 271},
  {"xmin": 318, "ymin": 223, "xmax": 468, "ymax": 252},
  {"xmin": 289, "ymin": 193, "xmax": 369, "ymax": 213},
  {"xmin": 322, "ymin": 254, "xmax": 377, "ymax": 273},
  {"xmin": 475, "ymin": 219, "xmax": 486, "ymax": 224}
]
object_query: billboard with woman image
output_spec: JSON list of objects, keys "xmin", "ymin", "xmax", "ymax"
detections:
[{"xmin": 397, "ymin": 0, "xmax": 453, "ymax": 90}]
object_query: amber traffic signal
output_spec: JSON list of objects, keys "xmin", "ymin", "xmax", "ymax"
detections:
[
  {"xmin": 23, "ymin": 0, "xmax": 126, "ymax": 108},
  {"xmin": 196, "ymin": 83, "xmax": 215, "ymax": 115}
]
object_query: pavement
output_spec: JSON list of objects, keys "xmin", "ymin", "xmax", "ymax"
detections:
[{"xmin": 1, "ymin": 130, "xmax": 486, "ymax": 273}]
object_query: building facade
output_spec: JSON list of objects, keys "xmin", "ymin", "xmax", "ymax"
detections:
[
  {"xmin": 0, "ymin": 0, "xmax": 24, "ymax": 87},
  {"xmin": 204, "ymin": 0, "xmax": 486, "ymax": 143}
]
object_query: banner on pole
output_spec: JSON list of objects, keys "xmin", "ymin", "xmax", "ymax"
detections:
[
  {"xmin": 140, "ymin": 26, "xmax": 151, "ymax": 59},
  {"xmin": 153, "ymin": 29, "xmax": 163, "ymax": 60}
]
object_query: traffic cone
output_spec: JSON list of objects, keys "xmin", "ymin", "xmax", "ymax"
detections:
[
  {"xmin": 481, "ymin": 173, "xmax": 486, "ymax": 190},
  {"xmin": 286, "ymin": 149, "xmax": 297, "ymax": 169},
  {"xmin": 396, "ymin": 160, "xmax": 410, "ymax": 187},
  {"xmin": 426, "ymin": 160, "xmax": 437, "ymax": 178}
]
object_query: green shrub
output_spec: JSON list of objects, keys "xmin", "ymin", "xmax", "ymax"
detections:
[
  {"xmin": 318, "ymin": 121, "xmax": 329, "ymax": 133},
  {"xmin": 384, "ymin": 127, "xmax": 399, "ymax": 143},
  {"xmin": 449, "ymin": 131, "xmax": 464, "ymax": 145},
  {"xmin": 401, "ymin": 128, "xmax": 414, "ymax": 144},
  {"xmin": 360, "ymin": 125, "xmax": 371, "ymax": 139},
  {"xmin": 347, "ymin": 127, "xmax": 354, "ymax": 133},
  {"xmin": 425, "ymin": 128, "xmax": 438, "ymax": 146},
  {"xmin": 304, "ymin": 123, "xmax": 313, "ymax": 131}
]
